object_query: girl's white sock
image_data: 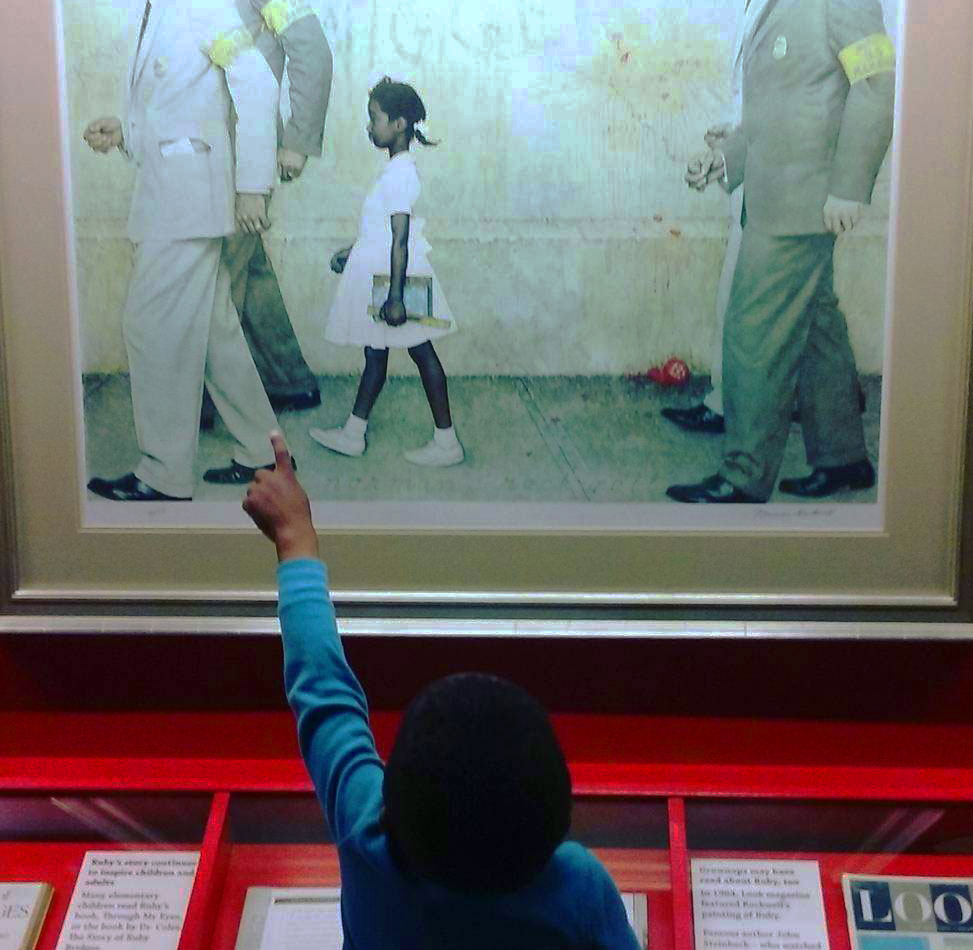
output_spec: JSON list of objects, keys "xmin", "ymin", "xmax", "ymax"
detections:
[
  {"xmin": 345, "ymin": 414, "xmax": 368, "ymax": 437},
  {"xmin": 433, "ymin": 425, "xmax": 459, "ymax": 446}
]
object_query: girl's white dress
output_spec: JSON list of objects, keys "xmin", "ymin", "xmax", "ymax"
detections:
[{"xmin": 325, "ymin": 152, "xmax": 455, "ymax": 350}]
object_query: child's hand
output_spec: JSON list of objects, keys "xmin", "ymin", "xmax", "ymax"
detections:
[
  {"xmin": 380, "ymin": 298, "xmax": 407, "ymax": 326},
  {"xmin": 242, "ymin": 432, "xmax": 318, "ymax": 563},
  {"xmin": 330, "ymin": 247, "xmax": 351, "ymax": 273}
]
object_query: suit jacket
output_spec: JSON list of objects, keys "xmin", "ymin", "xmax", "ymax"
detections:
[
  {"xmin": 721, "ymin": 0, "xmax": 895, "ymax": 235},
  {"xmin": 124, "ymin": 0, "xmax": 279, "ymax": 241},
  {"xmin": 239, "ymin": 0, "xmax": 333, "ymax": 156}
]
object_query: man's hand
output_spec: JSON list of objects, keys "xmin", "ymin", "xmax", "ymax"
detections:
[
  {"xmin": 278, "ymin": 147, "xmax": 308, "ymax": 182},
  {"xmin": 380, "ymin": 297, "xmax": 407, "ymax": 327},
  {"xmin": 823, "ymin": 195, "xmax": 864, "ymax": 234},
  {"xmin": 84, "ymin": 117, "xmax": 123, "ymax": 153},
  {"xmin": 330, "ymin": 246, "xmax": 352, "ymax": 274},
  {"xmin": 686, "ymin": 149, "xmax": 725, "ymax": 192},
  {"xmin": 243, "ymin": 432, "xmax": 318, "ymax": 562},
  {"xmin": 236, "ymin": 193, "xmax": 271, "ymax": 234},
  {"xmin": 703, "ymin": 123, "xmax": 734, "ymax": 149}
]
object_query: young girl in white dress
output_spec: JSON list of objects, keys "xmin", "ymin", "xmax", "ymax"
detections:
[{"xmin": 310, "ymin": 78, "xmax": 463, "ymax": 466}]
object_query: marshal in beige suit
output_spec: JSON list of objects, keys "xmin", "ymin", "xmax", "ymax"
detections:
[
  {"xmin": 214, "ymin": 0, "xmax": 334, "ymax": 410},
  {"xmin": 90, "ymin": 0, "xmax": 282, "ymax": 499},
  {"xmin": 713, "ymin": 0, "xmax": 894, "ymax": 501}
]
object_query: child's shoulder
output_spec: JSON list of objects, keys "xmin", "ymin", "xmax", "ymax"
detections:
[
  {"xmin": 527, "ymin": 842, "xmax": 620, "ymax": 923},
  {"xmin": 379, "ymin": 154, "xmax": 422, "ymax": 202},
  {"xmin": 553, "ymin": 839, "xmax": 598, "ymax": 862},
  {"xmin": 384, "ymin": 152, "xmax": 419, "ymax": 176},
  {"xmin": 548, "ymin": 840, "xmax": 613, "ymax": 885}
]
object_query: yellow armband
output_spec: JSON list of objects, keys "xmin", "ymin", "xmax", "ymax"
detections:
[
  {"xmin": 838, "ymin": 33, "xmax": 895, "ymax": 84},
  {"xmin": 260, "ymin": 0, "xmax": 314, "ymax": 34},
  {"xmin": 207, "ymin": 27, "xmax": 254, "ymax": 69}
]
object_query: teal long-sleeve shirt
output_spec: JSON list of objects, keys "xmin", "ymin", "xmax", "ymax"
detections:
[{"xmin": 278, "ymin": 558, "xmax": 642, "ymax": 949}]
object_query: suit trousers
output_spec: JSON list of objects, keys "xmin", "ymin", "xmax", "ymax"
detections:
[
  {"xmin": 702, "ymin": 187, "xmax": 745, "ymax": 416},
  {"xmin": 222, "ymin": 233, "xmax": 318, "ymax": 396},
  {"xmin": 124, "ymin": 238, "xmax": 279, "ymax": 497},
  {"xmin": 719, "ymin": 227, "xmax": 867, "ymax": 500}
]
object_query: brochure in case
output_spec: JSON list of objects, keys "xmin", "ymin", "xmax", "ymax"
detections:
[
  {"xmin": 234, "ymin": 885, "xmax": 647, "ymax": 949},
  {"xmin": 54, "ymin": 850, "xmax": 199, "ymax": 950},
  {"xmin": 235, "ymin": 888, "xmax": 342, "ymax": 950},
  {"xmin": 621, "ymin": 891, "xmax": 649, "ymax": 947},
  {"xmin": 691, "ymin": 859, "xmax": 829, "ymax": 950},
  {"xmin": 0, "ymin": 883, "xmax": 53, "ymax": 950},
  {"xmin": 843, "ymin": 874, "xmax": 973, "ymax": 950}
]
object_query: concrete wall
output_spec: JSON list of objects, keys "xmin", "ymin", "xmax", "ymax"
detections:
[{"xmin": 65, "ymin": 0, "xmax": 898, "ymax": 376}]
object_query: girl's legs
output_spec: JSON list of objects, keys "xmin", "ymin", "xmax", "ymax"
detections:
[
  {"xmin": 352, "ymin": 346, "xmax": 389, "ymax": 420},
  {"xmin": 407, "ymin": 341, "xmax": 451, "ymax": 428},
  {"xmin": 310, "ymin": 346, "xmax": 388, "ymax": 457},
  {"xmin": 404, "ymin": 342, "xmax": 463, "ymax": 465}
]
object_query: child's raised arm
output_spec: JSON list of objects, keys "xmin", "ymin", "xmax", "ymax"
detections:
[{"xmin": 243, "ymin": 434, "xmax": 384, "ymax": 839}]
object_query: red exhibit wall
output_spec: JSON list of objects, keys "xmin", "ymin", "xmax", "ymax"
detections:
[
  {"xmin": 3, "ymin": 630, "xmax": 973, "ymax": 950},
  {"xmin": 1, "ymin": 633, "xmax": 973, "ymax": 764},
  {"xmin": 2, "ymin": 633, "xmax": 973, "ymax": 716}
]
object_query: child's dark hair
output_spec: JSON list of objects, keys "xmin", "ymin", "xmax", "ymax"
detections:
[
  {"xmin": 382, "ymin": 673, "xmax": 572, "ymax": 893},
  {"xmin": 369, "ymin": 76, "xmax": 437, "ymax": 146}
]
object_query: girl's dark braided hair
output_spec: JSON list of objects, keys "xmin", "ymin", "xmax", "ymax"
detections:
[{"xmin": 369, "ymin": 77, "xmax": 438, "ymax": 146}]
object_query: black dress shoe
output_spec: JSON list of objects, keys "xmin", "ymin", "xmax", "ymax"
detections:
[
  {"xmin": 661, "ymin": 404, "xmax": 725, "ymax": 434},
  {"xmin": 203, "ymin": 457, "xmax": 297, "ymax": 485},
  {"xmin": 269, "ymin": 389, "xmax": 321, "ymax": 413},
  {"xmin": 87, "ymin": 473, "xmax": 190, "ymax": 501},
  {"xmin": 666, "ymin": 474, "xmax": 763, "ymax": 503},
  {"xmin": 778, "ymin": 458, "xmax": 875, "ymax": 497}
]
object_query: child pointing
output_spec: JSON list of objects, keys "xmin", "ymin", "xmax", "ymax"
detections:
[{"xmin": 243, "ymin": 432, "xmax": 641, "ymax": 948}]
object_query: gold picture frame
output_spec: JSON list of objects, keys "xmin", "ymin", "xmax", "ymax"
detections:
[{"xmin": 1, "ymin": 0, "xmax": 972, "ymax": 634}]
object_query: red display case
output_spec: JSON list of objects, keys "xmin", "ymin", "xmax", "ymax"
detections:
[
  {"xmin": 2, "ymin": 711, "xmax": 973, "ymax": 950},
  {"xmin": 1, "ymin": 633, "xmax": 972, "ymax": 949}
]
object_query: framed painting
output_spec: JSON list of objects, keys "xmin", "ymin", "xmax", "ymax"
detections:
[{"xmin": 1, "ymin": 0, "xmax": 972, "ymax": 632}]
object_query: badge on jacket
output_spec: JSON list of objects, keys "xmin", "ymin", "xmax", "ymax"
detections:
[{"xmin": 772, "ymin": 36, "xmax": 788, "ymax": 59}]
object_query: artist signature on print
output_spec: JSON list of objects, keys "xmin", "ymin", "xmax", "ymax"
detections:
[{"xmin": 753, "ymin": 507, "xmax": 839, "ymax": 520}]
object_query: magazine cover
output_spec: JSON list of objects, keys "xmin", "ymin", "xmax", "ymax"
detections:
[{"xmin": 843, "ymin": 874, "xmax": 973, "ymax": 950}]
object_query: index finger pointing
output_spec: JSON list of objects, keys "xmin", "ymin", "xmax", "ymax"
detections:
[{"xmin": 270, "ymin": 430, "xmax": 293, "ymax": 471}]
